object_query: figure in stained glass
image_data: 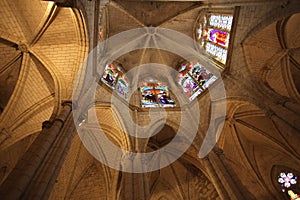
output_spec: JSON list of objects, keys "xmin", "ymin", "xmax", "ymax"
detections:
[
  {"xmin": 178, "ymin": 62, "xmax": 217, "ymax": 101},
  {"xmin": 140, "ymin": 83, "xmax": 158, "ymax": 108},
  {"xmin": 178, "ymin": 72, "xmax": 198, "ymax": 100},
  {"xmin": 155, "ymin": 83, "xmax": 175, "ymax": 107},
  {"xmin": 101, "ymin": 64, "xmax": 118, "ymax": 89},
  {"xmin": 140, "ymin": 82, "xmax": 176, "ymax": 108},
  {"xmin": 117, "ymin": 74, "xmax": 129, "ymax": 100}
]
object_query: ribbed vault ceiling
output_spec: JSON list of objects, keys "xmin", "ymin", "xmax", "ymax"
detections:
[
  {"xmin": 244, "ymin": 13, "xmax": 300, "ymax": 98},
  {"xmin": 0, "ymin": 0, "xmax": 300, "ymax": 199},
  {"xmin": 0, "ymin": 0, "xmax": 87, "ymax": 153},
  {"xmin": 104, "ymin": 1, "xmax": 203, "ymax": 71}
]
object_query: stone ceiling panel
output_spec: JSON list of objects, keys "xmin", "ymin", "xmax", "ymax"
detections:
[
  {"xmin": 35, "ymin": 8, "xmax": 77, "ymax": 46},
  {"xmin": 0, "ymin": 56, "xmax": 21, "ymax": 112},
  {"xmin": 0, "ymin": 0, "xmax": 26, "ymax": 41},
  {"xmin": 5, "ymin": 0, "xmax": 50, "ymax": 42},
  {"xmin": 285, "ymin": 13, "xmax": 300, "ymax": 49},
  {"xmin": 3, "ymin": 56, "xmax": 53, "ymax": 128},
  {"xmin": 0, "ymin": 41, "xmax": 18, "ymax": 70},
  {"xmin": 107, "ymin": 4, "xmax": 144, "ymax": 37},
  {"xmin": 113, "ymin": 1, "xmax": 197, "ymax": 27}
]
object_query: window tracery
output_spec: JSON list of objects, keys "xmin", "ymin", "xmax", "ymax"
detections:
[{"xmin": 277, "ymin": 172, "xmax": 300, "ymax": 200}]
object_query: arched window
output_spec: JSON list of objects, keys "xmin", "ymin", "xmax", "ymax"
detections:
[
  {"xmin": 101, "ymin": 63, "xmax": 129, "ymax": 100},
  {"xmin": 178, "ymin": 62, "xmax": 217, "ymax": 101},
  {"xmin": 196, "ymin": 12, "xmax": 234, "ymax": 66},
  {"xmin": 140, "ymin": 82, "xmax": 176, "ymax": 108}
]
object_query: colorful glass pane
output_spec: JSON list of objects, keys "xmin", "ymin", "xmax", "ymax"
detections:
[
  {"xmin": 278, "ymin": 172, "xmax": 298, "ymax": 189},
  {"xmin": 140, "ymin": 83, "xmax": 158, "ymax": 108},
  {"xmin": 116, "ymin": 74, "xmax": 129, "ymax": 100},
  {"xmin": 101, "ymin": 64, "xmax": 119, "ymax": 89},
  {"xmin": 155, "ymin": 83, "xmax": 176, "ymax": 107},
  {"xmin": 277, "ymin": 172, "xmax": 299, "ymax": 194},
  {"xmin": 188, "ymin": 63, "xmax": 217, "ymax": 89},
  {"xmin": 205, "ymin": 28, "xmax": 230, "ymax": 48},
  {"xmin": 178, "ymin": 72, "xmax": 201, "ymax": 101}
]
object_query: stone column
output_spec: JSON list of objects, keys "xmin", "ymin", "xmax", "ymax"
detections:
[
  {"xmin": 206, "ymin": 148, "xmax": 245, "ymax": 200},
  {"xmin": 202, "ymin": 156, "xmax": 230, "ymax": 200},
  {"xmin": 0, "ymin": 102, "xmax": 74, "ymax": 200},
  {"xmin": 120, "ymin": 153, "xmax": 150, "ymax": 200}
]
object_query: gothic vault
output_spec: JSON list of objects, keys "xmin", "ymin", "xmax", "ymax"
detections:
[{"xmin": 0, "ymin": 0, "xmax": 300, "ymax": 199}]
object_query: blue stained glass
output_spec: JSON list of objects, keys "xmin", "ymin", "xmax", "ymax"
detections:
[
  {"xmin": 178, "ymin": 62, "xmax": 218, "ymax": 101},
  {"xmin": 155, "ymin": 84, "xmax": 176, "ymax": 107}
]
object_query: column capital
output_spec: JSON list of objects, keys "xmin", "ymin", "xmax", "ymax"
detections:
[
  {"xmin": 61, "ymin": 100, "xmax": 73, "ymax": 108},
  {"xmin": 275, "ymin": 96, "xmax": 290, "ymax": 106},
  {"xmin": 264, "ymin": 108, "xmax": 275, "ymax": 118},
  {"xmin": 42, "ymin": 120, "xmax": 53, "ymax": 129},
  {"xmin": 201, "ymin": 155, "xmax": 210, "ymax": 162},
  {"xmin": 213, "ymin": 146, "xmax": 224, "ymax": 156}
]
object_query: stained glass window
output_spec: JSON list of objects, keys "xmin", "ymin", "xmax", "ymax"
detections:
[
  {"xmin": 178, "ymin": 62, "xmax": 217, "ymax": 101},
  {"xmin": 155, "ymin": 83, "xmax": 176, "ymax": 107},
  {"xmin": 196, "ymin": 13, "xmax": 234, "ymax": 66},
  {"xmin": 278, "ymin": 172, "xmax": 298, "ymax": 190},
  {"xmin": 277, "ymin": 172, "xmax": 300, "ymax": 199},
  {"xmin": 116, "ymin": 74, "xmax": 129, "ymax": 100},
  {"xmin": 101, "ymin": 63, "xmax": 129, "ymax": 100},
  {"xmin": 140, "ymin": 82, "xmax": 158, "ymax": 108},
  {"xmin": 101, "ymin": 64, "xmax": 119, "ymax": 89},
  {"xmin": 140, "ymin": 82, "xmax": 176, "ymax": 108}
]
